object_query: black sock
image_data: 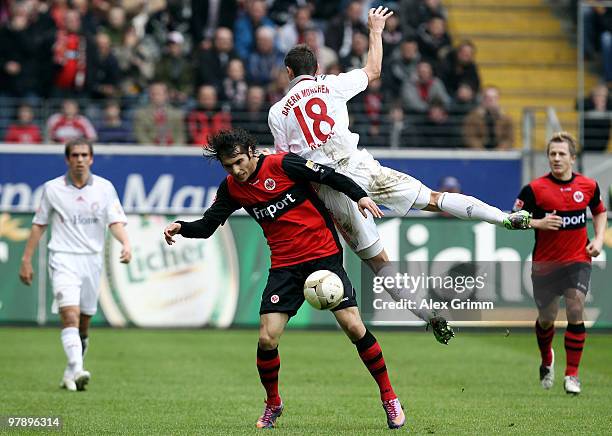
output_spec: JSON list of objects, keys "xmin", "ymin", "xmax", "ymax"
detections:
[{"xmin": 80, "ymin": 334, "xmax": 89, "ymax": 356}]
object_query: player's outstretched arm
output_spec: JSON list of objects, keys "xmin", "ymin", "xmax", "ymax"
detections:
[
  {"xmin": 363, "ymin": 6, "xmax": 393, "ymax": 82},
  {"xmin": 109, "ymin": 222, "xmax": 132, "ymax": 263},
  {"xmin": 19, "ymin": 224, "xmax": 47, "ymax": 286},
  {"xmin": 282, "ymin": 153, "xmax": 382, "ymax": 218},
  {"xmin": 168, "ymin": 180, "xmax": 240, "ymax": 242}
]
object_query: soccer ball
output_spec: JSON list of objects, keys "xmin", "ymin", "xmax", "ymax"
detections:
[{"xmin": 303, "ymin": 270, "xmax": 345, "ymax": 310}]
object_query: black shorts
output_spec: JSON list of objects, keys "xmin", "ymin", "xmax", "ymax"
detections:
[
  {"xmin": 531, "ymin": 262, "xmax": 591, "ymax": 309},
  {"xmin": 260, "ymin": 253, "xmax": 358, "ymax": 317}
]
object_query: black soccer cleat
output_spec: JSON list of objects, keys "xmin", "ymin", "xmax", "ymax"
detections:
[
  {"xmin": 503, "ymin": 210, "xmax": 531, "ymax": 230},
  {"xmin": 74, "ymin": 370, "xmax": 91, "ymax": 391},
  {"xmin": 427, "ymin": 316, "xmax": 455, "ymax": 345}
]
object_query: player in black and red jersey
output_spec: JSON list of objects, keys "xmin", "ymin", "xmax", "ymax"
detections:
[
  {"xmin": 513, "ymin": 132, "xmax": 608, "ymax": 395},
  {"xmin": 163, "ymin": 129, "xmax": 406, "ymax": 429}
]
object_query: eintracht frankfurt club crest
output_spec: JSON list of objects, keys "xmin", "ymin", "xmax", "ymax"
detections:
[
  {"xmin": 264, "ymin": 178, "xmax": 276, "ymax": 190},
  {"xmin": 573, "ymin": 191, "xmax": 584, "ymax": 203}
]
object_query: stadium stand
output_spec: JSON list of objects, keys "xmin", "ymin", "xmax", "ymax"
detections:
[
  {"xmin": 0, "ymin": 0, "xmax": 609, "ymax": 151},
  {"xmin": 445, "ymin": 0, "xmax": 608, "ymax": 150}
]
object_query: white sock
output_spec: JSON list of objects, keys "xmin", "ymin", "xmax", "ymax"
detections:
[
  {"xmin": 61, "ymin": 327, "xmax": 83, "ymax": 374},
  {"xmin": 377, "ymin": 264, "xmax": 434, "ymax": 322},
  {"xmin": 437, "ymin": 192, "xmax": 506, "ymax": 225}
]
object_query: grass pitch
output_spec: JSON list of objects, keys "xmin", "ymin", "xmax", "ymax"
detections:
[{"xmin": 1, "ymin": 327, "xmax": 611, "ymax": 435}]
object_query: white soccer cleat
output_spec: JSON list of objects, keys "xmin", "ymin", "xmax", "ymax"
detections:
[
  {"xmin": 60, "ymin": 376, "xmax": 77, "ymax": 392},
  {"xmin": 74, "ymin": 370, "xmax": 91, "ymax": 391},
  {"xmin": 539, "ymin": 349, "xmax": 555, "ymax": 390},
  {"xmin": 564, "ymin": 375, "xmax": 581, "ymax": 395}
]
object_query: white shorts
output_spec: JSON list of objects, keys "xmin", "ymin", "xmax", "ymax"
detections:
[
  {"xmin": 48, "ymin": 251, "xmax": 103, "ymax": 315},
  {"xmin": 318, "ymin": 149, "xmax": 430, "ymax": 259},
  {"xmin": 343, "ymin": 149, "xmax": 425, "ymax": 213},
  {"xmin": 318, "ymin": 184, "xmax": 383, "ymax": 258}
]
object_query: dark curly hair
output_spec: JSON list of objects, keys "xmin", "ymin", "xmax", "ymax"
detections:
[{"xmin": 204, "ymin": 128, "xmax": 258, "ymax": 161}]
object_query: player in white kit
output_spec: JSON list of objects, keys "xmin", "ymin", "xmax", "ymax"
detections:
[
  {"xmin": 19, "ymin": 139, "xmax": 131, "ymax": 391},
  {"xmin": 268, "ymin": 6, "xmax": 530, "ymax": 344}
]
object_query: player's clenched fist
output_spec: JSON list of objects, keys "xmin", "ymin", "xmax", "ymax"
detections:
[
  {"xmin": 368, "ymin": 6, "xmax": 393, "ymax": 33},
  {"xmin": 19, "ymin": 260, "xmax": 34, "ymax": 286},
  {"xmin": 586, "ymin": 239, "xmax": 603, "ymax": 258},
  {"xmin": 164, "ymin": 222, "xmax": 182, "ymax": 245},
  {"xmin": 119, "ymin": 245, "xmax": 132, "ymax": 264}
]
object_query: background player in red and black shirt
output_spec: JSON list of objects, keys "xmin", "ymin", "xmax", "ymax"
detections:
[
  {"xmin": 162, "ymin": 129, "xmax": 406, "ymax": 430},
  {"xmin": 513, "ymin": 132, "xmax": 608, "ymax": 395}
]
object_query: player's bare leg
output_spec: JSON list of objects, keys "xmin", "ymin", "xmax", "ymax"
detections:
[
  {"xmin": 256, "ymin": 313, "xmax": 288, "ymax": 428},
  {"xmin": 363, "ymin": 250, "xmax": 454, "ymax": 344},
  {"xmin": 535, "ymin": 296, "xmax": 560, "ymax": 390},
  {"xmin": 334, "ymin": 307, "xmax": 405, "ymax": 429},
  {"xmin": 333, "ymin": 306, "xmax": 366, "ymax": 341},
  {"xmin": 563, "ymin": 289, "xmax": 586, "ymax": 394},
  {"xmin": 420, "ymin": 191, "xmax": 530, "ymax": 230},
  {"xmin": 59, "ymin": 306, "xmax": 84, "ymax": 391}
]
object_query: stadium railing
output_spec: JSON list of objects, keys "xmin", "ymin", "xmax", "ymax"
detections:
[{"xmin": 0, "ymin": 97, "xmax": 472, "ymax": 148}]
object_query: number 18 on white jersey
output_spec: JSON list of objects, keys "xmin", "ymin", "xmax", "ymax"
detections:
[{"xmin": 268, "ymin": 69, "xmax": 369, "ymax": 167}]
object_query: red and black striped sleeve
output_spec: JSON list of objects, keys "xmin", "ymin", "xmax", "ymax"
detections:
[
  {"xmin": 177, "ymin": 178, "xmax": 241, "ymax": 238},
  {"xmin": 281, "ymin": 153, "xmax": 367, "ymax": 202}
]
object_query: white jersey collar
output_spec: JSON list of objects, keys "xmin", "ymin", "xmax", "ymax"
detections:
[
  {"xmin": 65, "ymin": 172, "xmax": 94, "ymax": 188},
  {"xmin": 288, "ymin": 74, "xmax": 316, "ymax": 91}
]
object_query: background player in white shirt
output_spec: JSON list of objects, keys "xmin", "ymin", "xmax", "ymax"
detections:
[
  {"xmin": 269, "ymin": 6, "xmax": 530, "ymax": 343},
  {"xmin": 19, "ymin": 139, "xmax": 131, "ymax": 392}
]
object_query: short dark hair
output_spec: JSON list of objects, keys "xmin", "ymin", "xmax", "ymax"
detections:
[
  {"xmin": 546, "ymin": 131, "xmax": 577, "ymax": 157},
  {"xmin": 284, "ymin": 44, "xmax": 317, "ymax": 76},
  {"xmin": 65, "ymin": 139, "xmax": 93, "ymax": 157},
  {"xmin": 204, "ymin": 128, "xmax": 257, "ymax": 161}
]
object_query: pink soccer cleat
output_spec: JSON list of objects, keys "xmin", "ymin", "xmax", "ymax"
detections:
[
  {"xmin": 382, "ymin": 398, "xmax": 406, "ymax": 429},
  {"xmin": 256, "ymin": 400, "xmax": 284, "ymax": 429}
]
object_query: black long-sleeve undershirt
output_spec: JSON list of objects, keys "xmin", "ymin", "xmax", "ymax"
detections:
[
  {"xmin": 280, "ymin": 153, "xmax": 366, "ymax": 202},
  {"xmin": 177, "ymin": 153, "xmax": 368, "ymax": 238},
  {"xmin": 177, "ymin": 178, "xmax": 239, "ymax": 238}
]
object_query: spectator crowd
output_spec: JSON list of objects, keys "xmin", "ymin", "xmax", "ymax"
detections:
[
  {"xmin": 0, "ymin": 0, "xmax": 523, "ymax": 149},
  {"xmin": 574, "ymin": 0, "xmax": 612, "ymax": 151}
]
